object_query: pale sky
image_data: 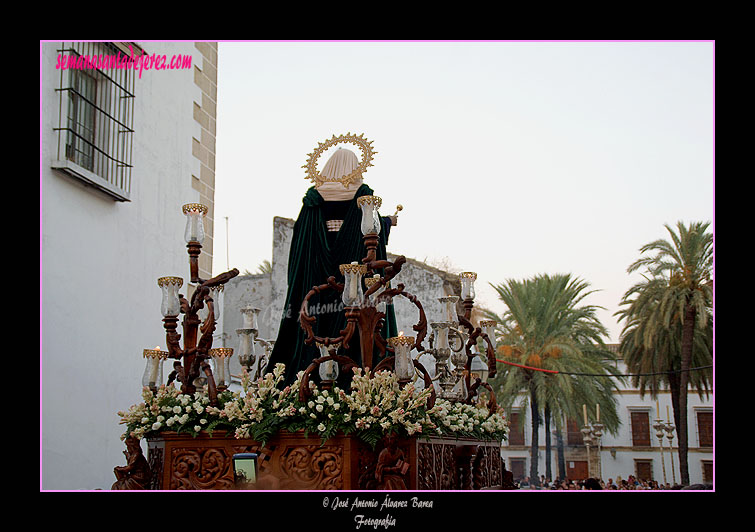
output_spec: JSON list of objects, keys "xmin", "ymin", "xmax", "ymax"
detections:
[{"xmin": 211, "ymin": 41, "xmax": 714, "ymax": 343}]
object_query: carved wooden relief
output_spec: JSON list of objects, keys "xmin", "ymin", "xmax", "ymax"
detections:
[
  {"xmin": 146, "ymin": 432, "xmax": 500, "ymax": 491},
  {"xmin": 279, "ymin": 445, "xmax": 344, "ymax": 490},
  {"xmin": 170, "ymin": 447, "xmax": 235, "ymax": 490}
]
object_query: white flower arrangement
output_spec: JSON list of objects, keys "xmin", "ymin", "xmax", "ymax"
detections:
[{"xmin": 117, "ymin": 363, "xmax": 508, "ymax": 447}]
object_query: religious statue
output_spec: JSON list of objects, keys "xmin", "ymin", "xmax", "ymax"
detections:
[
  {"xmin": 266, "ymin": 134, "xmax": 399, "ymax": 387},
  {"xmin": 374, "ymin": 432, "xmax": 409, "ymax": 490},
  {"xmin": 111, "ymin": 436, "xmax": 151, "ymax": 490}
]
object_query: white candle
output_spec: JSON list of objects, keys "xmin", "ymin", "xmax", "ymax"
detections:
[
  {"xmin": 596, "ymin": 403, "xmax": 600, "ymax": 422},
  {"xmin": 583, "ymin": 404, "xmax": 588, "ymax": 425}
]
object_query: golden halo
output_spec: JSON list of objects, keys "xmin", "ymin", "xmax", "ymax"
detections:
[{"xmin": 303, "ymin": 133, "xmax": 376, "ymax": 187}]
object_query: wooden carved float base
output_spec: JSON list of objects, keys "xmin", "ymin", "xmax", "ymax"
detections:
[{"xmin": 145, "ymin": 431, "xmax": 504, "ymax": 490}]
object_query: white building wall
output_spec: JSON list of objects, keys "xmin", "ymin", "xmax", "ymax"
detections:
[
  {"xmin": 41, "ymin": 42, "xmax": 206, "ymax": 490},
  {"xmin": 500, "ymin": 358, "xmax": 713, "ymax": 486}
]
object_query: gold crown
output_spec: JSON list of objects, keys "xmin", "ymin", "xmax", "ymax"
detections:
[{"xmin": 303, "ymin": 133, "xmax": 376, "ymax": 187}]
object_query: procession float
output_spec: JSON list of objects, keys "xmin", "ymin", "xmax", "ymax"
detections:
[{"xmin": 114, "ymin": 134, "xmax": 512, "ymax": 491}]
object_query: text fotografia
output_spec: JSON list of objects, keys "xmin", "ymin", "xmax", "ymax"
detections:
[
  {"xmin": 325, "ymin": 494, "xmax": 433, "ymax": 528},
  {"xmin": 55, "ymin": 45, "xmax": 192, "ymax": 79}
]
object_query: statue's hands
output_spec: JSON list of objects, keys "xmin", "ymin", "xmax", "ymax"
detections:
[{"xmin": 389, "ymin": 205, "xmax": 403, "ymax": 227}]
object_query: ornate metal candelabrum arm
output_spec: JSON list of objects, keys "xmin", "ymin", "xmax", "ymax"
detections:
[{"xmin": 160, "ymin": 204, "xmax": 239, "ymax": 406}]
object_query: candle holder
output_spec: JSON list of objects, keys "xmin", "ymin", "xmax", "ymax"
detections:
[
  {"xmin": 160, "ymin": 203, "xmax": 240, "ymax": 406},
  {"xmin": 340, "ymin": 262, "xmax": 367, "ymax": 307},
  {"xmin": 438, "ymin": 296, "xmax": 460, "ymax": 327},
  {"xmin": 387, "ymin": 334, "xmax": 415, "ymax": 385},
  {"xmin": 209, "ymin": 347, "xmax": 234, "ymax": 391},
  {"xmin": 317, "ymin": 340, "xmax": 342, "ymax": 390},
  {"xmin": 459, "ymin": 272, "xmax": 477, "ymax": 315},
  {"xmin": 142, "ymin": 348, "xmax": 168, "ymax": 392},
  {"xmin": 182, "ymin": 203, "xmax": 208, "ymax": 283},
  {"xmin": 158, "ymin": 277, "xmax": 183, "ymax": 317},
  {"xmin": 357, "ymin": 195, "xmax": 382, "ymax": 236}
]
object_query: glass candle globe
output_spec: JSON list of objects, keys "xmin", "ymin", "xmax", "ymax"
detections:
[
  {"xmin": 182, "ymin": 203, "xmax": 207, "ymax": 244},
  {"xmin": 479, "ymin": 319, "xmax": 497, "ymax": 348},
  {"xmin": 209, "ymin": 285, "xmax": 224, "ymax": 320},
  {"xmin": 209, "ymin": 347, "xmax": 234, "ymax": 389},
  {"xmin": 340, "ymin": 262, "xmax": 366, "ymax": 307},
  {"xmin": 317, "ymin": 342, "xmax": 340, "ymax": 383},
  {"xmin": 142, "ymin": 348, "xmax": 167, "ymax": 390},
  {"xmin": 431, "ymin": 322, "xmax": 451, "ymax": 350},
  {"xmin": 459, "ymin": 272, "xmax": 477, "ymax": 300},
  {"xmin": 241, "ymin": 306, "xmax": 260, "ymax": 330},
  {"xmin": 388, "ymin": 334, "xmax": 415, "ymax": 381},
  {"xmin": 236, "ymin": 329, "xmax": 256, "ymax": 368},
  {"xmin": 157, "ymin": 276, "xmax": 183, "ymax": 317},
  {"xmin": 357, "ymin": 195, "xmax": 382, "ymax": 236},
  {"xmin": 438, "ymin": 296, "xmax": 459, "ymax": 325}
]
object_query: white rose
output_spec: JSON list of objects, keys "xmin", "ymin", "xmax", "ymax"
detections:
[
  {"xmin": 194, "ymin": 425, "xmax": 202, "ymax": 432},
  {"xmin": 317, "ymin": 423, "xmax": 326, "ymax": 432},
  {"xmin": 152, "ymin": 422, "xmax": 162, "ymax": 430},
  {"xmin": 316, "ymin": 404, "xmax": 324, "ymax": 412}
]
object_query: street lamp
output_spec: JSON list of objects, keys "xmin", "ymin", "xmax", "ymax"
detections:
[
  {"xmin": 653, "ymin": 416, "xmax": 668, "ymax": 486},
  {"xmin": 581, "ymin": 404, "xmax": 604, "ymax": 480},
  {"xmin": 663, "ymin": 409, "xmax": 677, "ymax": 485}
]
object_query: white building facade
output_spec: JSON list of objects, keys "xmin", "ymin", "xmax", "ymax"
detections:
[
  {"xmin": 41, "ymin": 41, "xmax": 219, "ymax": 490},
  {"xmin": 500, "ymin": 348, "xmax": 714, "ymax": 487}
]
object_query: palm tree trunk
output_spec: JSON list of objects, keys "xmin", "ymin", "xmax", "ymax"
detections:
[
  {"xmin": 529, "ymin": 384, "xmax": 540, "ymax": 486},
  {"xmin": 667, "ymin": 368, "xmax": 682, "ymax": 486},
  {"xmin": 556, "ymin": 430, "xmax": 566, "ymax": 481},
  {"xmin": 678, "ymin": 301, "xmax": 696, "ymax": 485},
  {"xmin": 544, "ymin": 405, "xmax": 552, "ymax": 482}
]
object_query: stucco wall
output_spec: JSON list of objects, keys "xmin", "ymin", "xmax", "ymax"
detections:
[{"xmin": 41, "ymin": 42, "xmax": 211, "ymax": 490}]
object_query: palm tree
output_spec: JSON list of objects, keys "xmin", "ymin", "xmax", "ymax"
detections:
[
  {"xmin": 487, "ymin": 273, "xmax": 623, "ymax": 485},
  {"xmin": 619, "ymin": 221, "xmax": 713, "ymax": 485}
]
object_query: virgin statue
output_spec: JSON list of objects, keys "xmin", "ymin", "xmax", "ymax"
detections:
[{"xmin": 265, "ymin": 135, "xmax": 398, "ymax": 387}]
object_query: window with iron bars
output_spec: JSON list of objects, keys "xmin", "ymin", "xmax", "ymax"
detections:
[{"xmin": 53, "ymin": 42, "xmax": 135, "ymax": 201}]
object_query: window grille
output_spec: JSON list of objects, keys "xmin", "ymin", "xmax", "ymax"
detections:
[{"xmin": 53, "ymin": 42, "xmax": 135, "ymax": 201}]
